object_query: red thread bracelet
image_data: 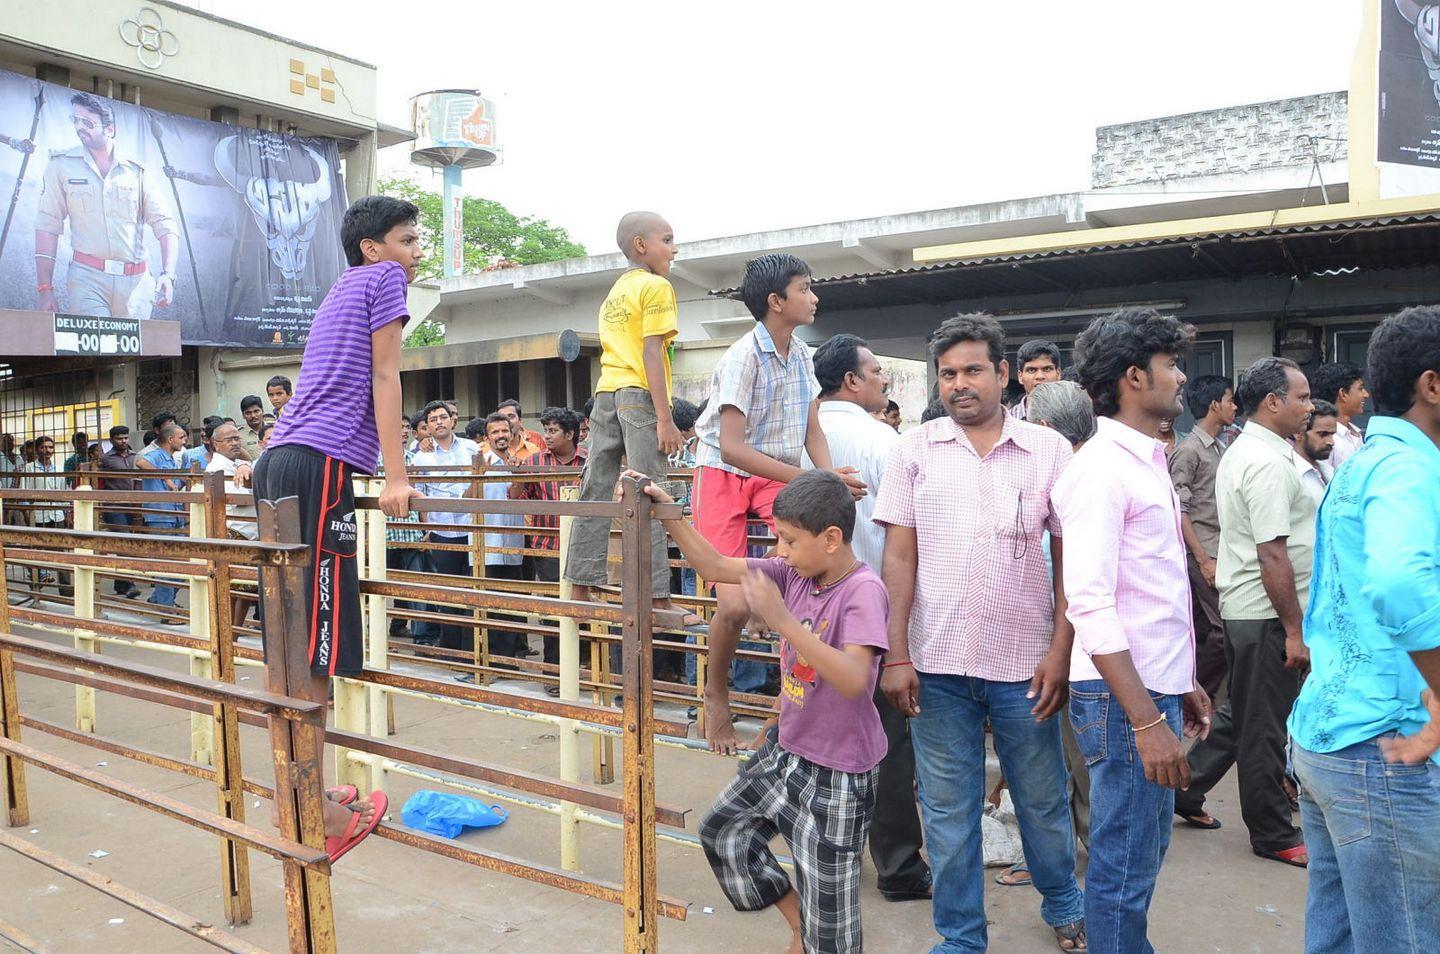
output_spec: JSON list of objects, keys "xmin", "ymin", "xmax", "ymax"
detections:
[{"xmin": 883, "ymin": 660, "xmax": 914, "ymax": 669}]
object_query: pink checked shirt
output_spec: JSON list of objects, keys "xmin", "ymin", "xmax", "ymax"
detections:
[
  {"xmin": 873, "ymin": 414, "xmax": 1072, "ymax": 682},
  {"xmin": 1052, "ymin": 417, "xmax": 1196, "ymax": 695}
]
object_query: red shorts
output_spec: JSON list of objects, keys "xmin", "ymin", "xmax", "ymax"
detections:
[{"xmin": 693, "ymin": 465, "xmax": 783, "ymax": 558}]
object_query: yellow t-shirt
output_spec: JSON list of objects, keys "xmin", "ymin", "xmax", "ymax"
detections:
[{"xmin": 594, "ymin": 268, "xmax": 678, "ymax": 394}]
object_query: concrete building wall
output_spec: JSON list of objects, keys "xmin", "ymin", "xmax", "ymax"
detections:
[{"xmin": 1092, "ymin": 92, "xmax": 1349, "ymax": 188}]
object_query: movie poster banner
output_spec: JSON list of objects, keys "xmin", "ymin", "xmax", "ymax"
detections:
[
  {"xmin": 0, "ymin": 67, "xmax": 347, "ymax": 347},
  {"xmin": 1378, "ymin": 0, "xmax": 1440, "ymax": 170}
]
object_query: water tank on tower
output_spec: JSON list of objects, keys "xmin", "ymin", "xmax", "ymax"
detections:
[{"xmin": 409, "ymin": 90, "xmax": 500, "ymax": 277}]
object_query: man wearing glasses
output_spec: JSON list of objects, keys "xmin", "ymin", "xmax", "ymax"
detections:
[{"xmin": 34, "ymin": 92, "xmax": 179, "ymax": 319}]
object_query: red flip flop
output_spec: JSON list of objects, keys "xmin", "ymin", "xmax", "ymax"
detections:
[
  {"xmin": 1253, "ymin": 844, "xmax": 1308, "ymax": 868},
  {"xmin": 326, "ymin": 785, "xmax": 358, "ymax": 806},
  {"xmin": 326, "ymin": 791, "xmax": 387, "ymax": 863}
]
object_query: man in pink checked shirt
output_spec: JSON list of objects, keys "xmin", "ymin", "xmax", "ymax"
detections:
[
  {"xmin": 1052, "ymin": 308, "xmax": 1214, "ymax": 954},
  {"xmin": 876, "ymin": 313, "xmax": 1085, "ymax": 953}
]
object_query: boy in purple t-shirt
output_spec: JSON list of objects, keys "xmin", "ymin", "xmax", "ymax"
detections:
[
  {"xmin": 643, "ymin": 469, "xmax": 888, "ymax": 953},
  {"xmin": 255, "ymin": 195, "xmax": 423, "ymax": 862}
]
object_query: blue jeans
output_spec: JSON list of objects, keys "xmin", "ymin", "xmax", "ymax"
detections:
[
  {"xmin": 1069, "ymin": 680, "xmax": 1181, "ymax": 954},
  {"xmin": 731, "ymin": 635, "xmax": 774, "ymax": 694},
  {"xmin": 144, "ymin": 516, "xmax": 182, "ymax": 607},
  {"xmin": 911, "ymin": 673, "xmax": 1084, "ymax": 952},
  {"xmin": 1293, "ymin": 737, "xmax": 1440, "ymax": 953}
]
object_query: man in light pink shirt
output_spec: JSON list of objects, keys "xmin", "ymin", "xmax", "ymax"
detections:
[
  {"xmin": 876, "ymin": 314, "xmax": 1085, "ymax": 953},
  {"xmin": 1052, "ymin": 308, "xmax": 1213, "ymax": 954}
]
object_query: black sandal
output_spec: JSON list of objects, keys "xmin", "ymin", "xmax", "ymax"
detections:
[{"xmin": 1175, "ymin": 809, "xmax": 1222, "ymax": 829}]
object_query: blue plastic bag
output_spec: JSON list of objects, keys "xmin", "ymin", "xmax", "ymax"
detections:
[{"xmin": 401, "ymin": 789, "xmax": 510, "ymax": 839}]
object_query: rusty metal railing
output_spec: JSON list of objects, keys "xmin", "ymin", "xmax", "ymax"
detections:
[
  {"xmin": 0, "ymin": 511, "xmax": 339, "ymax": 953},
  {"xmin": 0, "ymin": 474, "xmax": 694, "ymax": 951}
]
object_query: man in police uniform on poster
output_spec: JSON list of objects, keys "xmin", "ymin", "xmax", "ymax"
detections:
[{"xmin": 33, "ymin": 91, "xmax": 179, "ymax": 319}]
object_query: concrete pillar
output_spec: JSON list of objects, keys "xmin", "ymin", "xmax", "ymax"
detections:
[
  {"xmin": 35, "ymin": 63, "xmax": 70, "ymax": 86},
  {"xmin": 342, "ymin": 130, "xmax": 379, "ymax": 203}
]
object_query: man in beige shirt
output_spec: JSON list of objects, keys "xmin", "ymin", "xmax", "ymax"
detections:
[
  {"xmin": 34, "ymin": 92, "xmax": 178, "ymax": 319},
  {"xmin": 1169, "ymin": 374, "xmax": 1236, "ymax": 702},
  {"xmin": 1175, "ymin": 357, "xmax": 1315, "ymax": 867}
]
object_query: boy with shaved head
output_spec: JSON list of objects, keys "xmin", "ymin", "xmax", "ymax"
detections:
[{"xmin": 567, "ymin": 211, "xmax": 696, "ymax": 621}]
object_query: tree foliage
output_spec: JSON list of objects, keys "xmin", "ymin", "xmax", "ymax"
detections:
[
  {"xmin": 378, "ymin": 175, "xmax": 586, "ymax": 280},
  {"xmin": 379, "ymin": 176, "xmax": 587, "ymax": 348}
]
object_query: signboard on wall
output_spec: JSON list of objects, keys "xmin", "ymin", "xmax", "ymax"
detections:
[
  {"xmin": 53, "ymin": 315, "xmax": 141, "ymax": 356},
  {"xmin": 1378, "ymin": 0, "xmax": 1440, "ymax": 170},
  {"xmin": 0, "ymin": 67, "xmax": 348, "ymax": 348}
]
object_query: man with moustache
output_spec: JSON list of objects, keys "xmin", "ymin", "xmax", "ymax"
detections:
[{"xmin": 876, "ymin": 314, "xmax": 1085, "ymax": 952}]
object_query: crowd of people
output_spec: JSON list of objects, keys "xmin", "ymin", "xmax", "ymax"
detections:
[{"xmin": 3, "ymin": 194, "xmax": 1437, "ymax": 954}]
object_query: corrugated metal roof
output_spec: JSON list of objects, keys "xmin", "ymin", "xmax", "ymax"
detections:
[{"xmin": 714, "ymin": 213, "xmax": 1440, "ymax": 310}]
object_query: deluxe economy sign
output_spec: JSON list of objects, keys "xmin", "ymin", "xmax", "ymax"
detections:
[
  {"xmin": 53, "ymin": 315, "xmax": 141, "ymax": 356},
  {"xmin": 0, "ymin": 67, "xmax": 347, "ymax": 348}
]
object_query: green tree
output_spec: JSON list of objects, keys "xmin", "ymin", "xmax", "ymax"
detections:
[
  {"xmin": 378, "ymin": 175, "xmax": 586, "ymax": 280},
  {"xmin": 379, "ymin": 176, "xmax": 587, "ymax": 348}
]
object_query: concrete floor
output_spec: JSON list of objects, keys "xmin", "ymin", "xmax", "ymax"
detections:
[{"xmin": 0, "ymin": 604, "xmax": 1307, "ymax": 953}]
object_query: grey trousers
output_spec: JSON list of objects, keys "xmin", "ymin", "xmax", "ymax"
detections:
[{"xmin": 564, "ymin": 388, "xmax": 670, "ymax": 598}]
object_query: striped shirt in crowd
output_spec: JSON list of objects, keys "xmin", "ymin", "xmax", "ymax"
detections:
[
  {"xmin": 266, "ymin": 260, "xmax": 410, "ymax": 474},
  {"xmin": 693, "ymin": 321, "xmax": 819, "ymax": 475},
  {"xmin": 508, "ymin": 446, "xmax": 587, "ymax": 552}
]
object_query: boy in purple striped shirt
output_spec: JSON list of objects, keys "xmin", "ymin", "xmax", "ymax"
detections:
[{"xmin": 255, "ymin": 195, "xmax": 424, "ymax": 862}]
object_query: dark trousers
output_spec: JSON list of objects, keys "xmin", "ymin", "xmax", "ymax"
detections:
[
  {"xmin": 1175, "ymin": 617, "xmax": 1303, "ymax": 853},
  {"xmin": 1187, "ymin": 554, "xmax": 1228, "ymax": 702},
  {"xmin": 868, "ymin": 683, "xmax": 930, "ymax": 892},
  {"xmin": 483, "ymin": 562, "xmax": 527, "ymax": 658},
  {"xmin": 428, "ymin": 534, "xmax": 472, "ymax": 652},
  {"xmin": 529, "ymin": 556, "xmax": 561, "ymax": 663},
  {"xmin": 387, "ymin": 546, "xmax": 432, "ymax": 632},
  {"xmin": 102, "ymin": 512, "xmax": 138, "ymax": 593}
]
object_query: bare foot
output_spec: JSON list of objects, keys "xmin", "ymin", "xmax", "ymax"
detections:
[
  {"xmin": 703, "ymin": 693, "xmax": 739, "ymax": 755},
  {"xmin": 323, "ymin": 793, "xmax": 374, "ymax": 838},
  {"xmin": 268, "ymin": 788, "xmax": 374, "ymax": 839}
]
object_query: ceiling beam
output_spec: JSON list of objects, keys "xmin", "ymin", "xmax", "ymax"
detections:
[
  {"xmin": 511, "ymin": 280, "xmax": 573, "ymax": 306},
  {"xmin": 842, "ymin": 236, "xmax": 902, "ymax": 272},
  {"xmin": 669, "ymin": 264, "xmax": 724, "ymax": 290}
]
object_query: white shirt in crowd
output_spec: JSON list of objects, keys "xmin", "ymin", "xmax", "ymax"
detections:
[
  {"xmin": 801, "ymin": 400, "xmax": 899, "ymax": 572},
  {"xmin": 21, "ymin": 460, "xmax": 67, "ymax": 524},
  {"xmin": 411, "ymin": 435, "xmax": 479, "ymax": 539},
  {"xmin": 481, "ymin": 450, "xmax": 525, "ymax": 567},
  {"xmin": 1320, "ymin": 418, "xmax": 1363, "ymax": 481},
  {"xmin": 1293, "ymin": 453, "xmax": 1328, "ymax": 510},
  {"xmin": 205, "ymin": 452, "xmax": 257, "ymax": 540}
]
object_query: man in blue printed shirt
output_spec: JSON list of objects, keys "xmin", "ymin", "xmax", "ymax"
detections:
[{"xmin": 1288, "ymin": 305, "xmax": 1440, "ymax": 954}]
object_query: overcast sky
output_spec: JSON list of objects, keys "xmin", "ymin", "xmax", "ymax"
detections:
[{"xmin": 185, "ymin": 0, "xmax": 1360, "ymax": 252}]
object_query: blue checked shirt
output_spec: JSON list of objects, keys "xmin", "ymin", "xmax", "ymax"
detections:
[
  {"xmin": 694, "ymin": 322, "xmax": 819, "ymax": 475},
  {"xmin": 1289, "ymin": 416, "xmax": 1440, "ymax": 763},
  {"xmin": 387, "ymin": 447, "xmax": 424, "ymax": 545}
]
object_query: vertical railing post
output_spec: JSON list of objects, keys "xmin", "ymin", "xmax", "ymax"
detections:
[
  {"xmin": 470, "ymin": 454, "xmax": 490, "ymax": 685},
  {"xmin": 332, "ymin": 474, "xmax": 371, "ymax": 796},
  {"xmin": 0, "ymin": 538, "xmax": 30, "ymax": 828},
  {"xmin": 618, "ymin": 476, "xmax": 659, "ymax": 953},
  {"xmin": 201, "ymin": 470, "xmax": 253, "ymax": 925},
  {"xmin": 71, "ymin": 487, "xmax": 98, "ymax": 734},
  {"xmin": 256, "ymin": 497, "xmax": 338, "ymax": 954},
  {"xmin": 364, "ymin": 480, "xmax": 392, "ymax": 790},
  {"xmin": 189, "ymin": 481, "xmax": 215, "ymax": 766},
  {"xmin": 557, "ymin": 486, "xmax": 581, "ymax": 871}
]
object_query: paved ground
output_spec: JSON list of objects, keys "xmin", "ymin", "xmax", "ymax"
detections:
[{"xmin": 0, "ymin": 603, "xmax": 1308, "ymax": 953}]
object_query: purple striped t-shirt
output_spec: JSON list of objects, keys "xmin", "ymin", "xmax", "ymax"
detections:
[{"xmin": 267, "ymin": 261, "xmax": 410, "ymax": 473}]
